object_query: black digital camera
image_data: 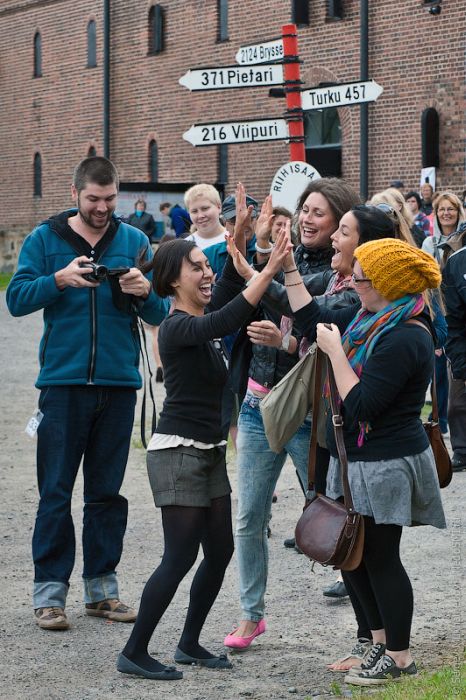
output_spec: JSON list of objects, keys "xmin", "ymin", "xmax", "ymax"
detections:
[
  {"xmin": 79, "ymin": 262, "xmax": 135, "ymax": 314},
  {"xmin": 79, "ymin": 262, "xmax": 130, "ymax": 282}
]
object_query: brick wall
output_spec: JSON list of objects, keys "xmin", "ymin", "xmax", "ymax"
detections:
[{"xmin": 1, "ymin": 0, "xmax": 465, "ymax": 266}]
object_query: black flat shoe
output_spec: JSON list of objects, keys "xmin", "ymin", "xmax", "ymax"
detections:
[
  {"xmin": 174, "ymin": 647, "xmax": 232, "ymax": 669},
  {"xmin": 117, "ymin": 653, "xmax": 183, "ymax": 680},
  {"xmin": 452, "ymin": 455, "xmax": 466, "ymax": 472}
]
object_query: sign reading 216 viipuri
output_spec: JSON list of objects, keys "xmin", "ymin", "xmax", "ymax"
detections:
[{"xmin": 183, "ymin": 119, "xmax": 288, "ymax": 147}]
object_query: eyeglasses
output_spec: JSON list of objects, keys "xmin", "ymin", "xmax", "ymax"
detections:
[
  {"xmin": 437, "ymin": 207, "xmax": 457, "ymax": 214},
  {"xmin": 351, "ymin": 273, "xmax": 372, "ymax": 288}
]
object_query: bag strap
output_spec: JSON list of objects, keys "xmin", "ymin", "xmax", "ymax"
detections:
[
  {"xmin": 406, "ymin": 319, "xmax": 438, "ymax": 422},
  {"xmin": 137, "ymin": 319, "xmax": 157, "ymax": 449},
  {"xmin": 326, "ymin": 359, "xmax": 356, "ymax": 514},
  {"xmin": 306, "ymin": 347, "xmax": 324, "ymax": 492}
]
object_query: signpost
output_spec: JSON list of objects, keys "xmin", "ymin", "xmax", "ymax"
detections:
[
  {"xmin": 178, "ymin": 24, "xmax": 384, "ymax": 172},
  {"xmin": 235, "ymin": 38, "xmax": 284, "ymax": 65},
  {"xmin": 183, "ymin": 119, "xmax": 288, "ymax": 146},
  {"xmin": 301, "ymin": 80, "xmax": 383, "ymax": 111},
  {"xmin": 179, "ymin": 64, "xmax": 284, "ymax": 91}
]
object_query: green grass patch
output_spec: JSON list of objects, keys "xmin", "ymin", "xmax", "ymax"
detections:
[
  {"xmin": 0, "ymin": 272, "xmax": 13, "ymax": 290},
  {"xmin": 330, "ymin": 661, "xmax": 465, "ymax": 699}
]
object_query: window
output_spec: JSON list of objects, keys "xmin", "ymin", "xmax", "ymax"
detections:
[
  {"xmin": 87, "ymin": 20, "xmax": 97, "ymax": 67},
  {"xmin": 217, "ymin": 0, "xmax": 229, "ymax": 41},
  {"xmin": 327, "ymin": 1, "xmax": 343, "ymax": 20},
  {"xmin": 421, "ymin": 108, "xmax": 440, "ymax": 168},
  {"xmin": 33, "ymin": 31, "xmax": 42, "ymax": 77},
  {"xmin": 218, "ymin": 144, "xmax": 228, "ymax": 184},
  {"xmin": 292, "ymin": 1, "xmax": 310, "ymax": 26},
  {"xmin": 88, "ymin": 145, "xmax": 97, "ymax": 157},
  {"xmin": 33, "ymin": 153, "xmax": 42, "ymax": 197},
  {"xmin": 149, "ymin": 140, "xmax": 158, "ymax": 182},
  {"xmin": 148, "ymin": 5, "xmax": 165, "ymax": 54},
  {"xmin": 304, "ymin": 108, "xmax": 342, "ymax": 177}
]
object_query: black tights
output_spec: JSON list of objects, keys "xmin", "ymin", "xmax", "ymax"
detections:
[
  {"xmin": 342, "ymin": 517, "xmax": 413, "ymax": 651},
  {"xmin": 122, "ymin": 495, "xmax": 234, "ymax": 672}
]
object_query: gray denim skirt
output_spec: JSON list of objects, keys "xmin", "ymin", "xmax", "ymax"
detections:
[{"xmin": 147, "ymin": 445, "xmax": 231, "ymax": 507}]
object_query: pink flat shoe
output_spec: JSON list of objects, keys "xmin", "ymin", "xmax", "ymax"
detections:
[{"xmin": 223, "ymin": 619, "xmax": 267, "ymax": 649}]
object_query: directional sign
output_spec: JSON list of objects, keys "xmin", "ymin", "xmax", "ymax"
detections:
[
  {"xmin": 235, "ymin": 38, "xmax": 284, "ymax": 65},
  {"xmin": 301, "ymin": 80, "xmax": 383, "ymax": 111},
  {"xmin": 183, "ymin": 119, "xmax": 288, "ymax": 147},
  {"xmin": 179, "ymin": 64, "xmax": 284, "ymax": 91}
]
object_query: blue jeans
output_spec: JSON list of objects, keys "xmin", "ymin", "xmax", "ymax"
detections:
[
  {"xmin": 235, "ymin": 392, "xmax": 311, "ymax": 621},
  {"xmin": 33, "ymin": 385, "xmax": 136, "ymax": 609}
]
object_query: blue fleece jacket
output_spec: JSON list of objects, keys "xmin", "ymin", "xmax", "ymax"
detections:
[{"xmin": 6, "ymin": 211, "xmax": 168, "ymax": 388}]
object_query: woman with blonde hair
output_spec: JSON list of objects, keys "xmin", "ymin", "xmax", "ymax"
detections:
[
  {"xmin": 422, "ymin": 191, "xmax": 466, "ymax": 265},
  {"xmin": 369, "ymin": 190, "xmax": 418, "ymax": 246}
]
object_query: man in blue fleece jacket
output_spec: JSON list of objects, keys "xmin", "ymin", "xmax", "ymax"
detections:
[{"xmin": 7, "ymin": 157, "xmax": 168, "ymax": 631}]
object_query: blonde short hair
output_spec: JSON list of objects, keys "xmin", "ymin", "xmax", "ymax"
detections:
[{"xmin": 184, "ymin": 183, "xmax": 221, "ymax": 210}]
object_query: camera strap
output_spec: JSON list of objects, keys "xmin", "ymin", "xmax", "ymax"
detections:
[{"xmin": 136, "ymin": 318, "xmax": 157, "ymax": 449}]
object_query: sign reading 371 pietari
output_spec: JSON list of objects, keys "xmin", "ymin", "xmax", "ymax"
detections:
[{"xmin": 179, "ymin": 64, "xmax": 284, "ymax": 91}]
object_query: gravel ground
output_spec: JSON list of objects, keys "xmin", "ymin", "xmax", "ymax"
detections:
[{"xmin": 1, "ymin": 291, "xmax": 464, "ymax": 700}]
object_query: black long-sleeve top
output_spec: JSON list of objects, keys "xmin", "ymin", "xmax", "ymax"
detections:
[
  {"xmin": 294, "ymin": 301, "xmax": 434, "ymax": 461},
  {"xmin": 156, "ymin": 258, "xmax": 255, "ymax": 443}
]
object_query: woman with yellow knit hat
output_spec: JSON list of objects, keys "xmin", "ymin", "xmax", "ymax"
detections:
[{"xmin": 280, "ymin": 236, "xmax": 446, "ymax": 688}]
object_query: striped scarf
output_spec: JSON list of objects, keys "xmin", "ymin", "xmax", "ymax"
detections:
[{"xmin": 341, "ymin": 294, "xmax": 425, "ymax": 446}]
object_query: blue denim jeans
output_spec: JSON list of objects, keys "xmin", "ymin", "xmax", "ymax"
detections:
[
  {"xmin": 235, "ymin": 392, "xmax": 311, "ymax": 621},
  {"xmin": 33, "ymin": 385, "xmax": 136, "ymax": 609}
]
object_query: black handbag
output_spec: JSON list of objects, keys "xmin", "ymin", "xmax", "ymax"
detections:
[{"xmin": 295, "ymin": 349, "xmax": 365, "ymax": 571}]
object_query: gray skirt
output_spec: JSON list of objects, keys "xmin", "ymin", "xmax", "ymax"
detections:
[
  {"xmin": 147, "ymin": 445, "xmax": 231, "ymax": 507},
  {"xmin": 326, "ymin": 446, "xmax": 446, "ymax": 528}
]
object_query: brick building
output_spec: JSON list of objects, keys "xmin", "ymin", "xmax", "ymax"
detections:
[{"xmin": 1, "ymin": 0, "xmax": 465, "ymax": 268}]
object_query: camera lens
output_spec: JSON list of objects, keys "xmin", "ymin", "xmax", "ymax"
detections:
[{"xmin": 93, "ymin": 265, "xmax": 108, "ymax": 281}]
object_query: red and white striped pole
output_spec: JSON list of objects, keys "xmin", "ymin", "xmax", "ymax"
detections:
[{"xmin": 282, "ymin": 23, "xmax": 305, "ymax": 162}]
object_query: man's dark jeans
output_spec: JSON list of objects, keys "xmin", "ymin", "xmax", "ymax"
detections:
[{"xmin": 33, "ymin": 385, "xmax": 136, "ymax": 607}]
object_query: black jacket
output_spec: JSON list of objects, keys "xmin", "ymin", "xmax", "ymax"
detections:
[{"xmin": 443, "ymin": 243, "xmax": 466, "ymax": 379}]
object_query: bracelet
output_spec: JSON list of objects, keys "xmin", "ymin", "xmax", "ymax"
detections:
[
  {"xmin": 245, "ymin": 271, "xmax": 260, "ymax": 286},
  {"xmin": 284, "ymin": 268, "xmax": 298, "ymax": 274},
  {"xmin": 284, "ymin": 281, "xmax": 304, "ymax": 287},
  {"xmin": 255, "ymin": 242, "xmax": 274, "ymax": 254}
]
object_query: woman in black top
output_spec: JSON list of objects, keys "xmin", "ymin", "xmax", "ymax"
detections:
[
  {"xmin": 117, "ymin": 232, "xmax": 292, "ymax": 681},
  {"xmin": 282, "ymin": 236, "xmax": 446, "ymax": 688}
]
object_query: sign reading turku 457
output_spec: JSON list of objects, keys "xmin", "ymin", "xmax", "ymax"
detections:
[
  {"xmin": 179, "ymin": 64, "xmax": 284, "ymax": 91},
  {"xmin": 301, "ymin": 80, "xmax": 383, "ymax": 110}
]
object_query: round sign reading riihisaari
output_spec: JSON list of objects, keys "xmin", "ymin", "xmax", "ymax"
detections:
[{"xmin": 270, "ymin": 161, "xmax": 320, "ymax": 211}]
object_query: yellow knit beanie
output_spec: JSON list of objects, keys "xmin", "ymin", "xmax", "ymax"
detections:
[{"xmin": 354, "ymin": 238, "xmax": 441, "ymax": 301}]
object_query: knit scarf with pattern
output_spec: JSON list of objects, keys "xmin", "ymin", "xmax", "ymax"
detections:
[{"xmin": 340, "ymin": 293, "xmax": 425, "ymax": 446}]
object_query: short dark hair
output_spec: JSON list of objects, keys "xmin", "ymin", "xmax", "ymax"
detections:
[
  {"xmin": 135, "ymin": 198, "xmax": 146, "ymax": 210},
  {"xmin": 142, "ymin": 238, "xmax": 197, "ymax": 298},
  {"xmin": 296, "ymin": 178, "xmax": 360, "ymax": 227},
  {"xmin": 405, "ymin": 191, "xmax": 422, "ymax": 209},
  {"xmin": 159, "ymin": 202, "xmax": 171, "ymax": 211},
  {"xmin": 272, "ymin": 206, "xmax": 292, "ymax": 219},
  {"xmin": 73, "ymin": 156, "xmax": 119, "ymax": 194},
  {"xmin": 351, "ymin": 205, "xmax": 396, "ymax": 245}
]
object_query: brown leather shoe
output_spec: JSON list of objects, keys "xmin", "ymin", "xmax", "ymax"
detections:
[
  {"xmin": 85, "ymin": 598, "xmax": 137, "ymax": 622},
  {"xmin": 34, "ymin": 606, "xmax": 69, "ymax": 630}
]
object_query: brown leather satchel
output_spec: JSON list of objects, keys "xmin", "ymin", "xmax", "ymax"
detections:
[
  {"xmin": 295, "ymin": 349, "xmax": 364, "ymax": 571},
  {"xmin": 424, "ymin": 368, "xmax": 452, "ymax": 488},
  {"xmin": 406, "ymin": 319, "xmax": 452, "ymax": 488}
]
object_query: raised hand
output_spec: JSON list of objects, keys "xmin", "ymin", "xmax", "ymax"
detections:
[
  {"xmin": 233, "ymin": 182, "xmax": 254, "ymax": 255},
  {"xmin": 226, "ymin": 233, "xmax": 255, "ymax": 281},
  {"xmin": 264, "ymin": 228, "xmax": 294, "ymax": 276},
  {"xmin": 255, "ymin": 195, "xmax": 274, "ymax": 245}
]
